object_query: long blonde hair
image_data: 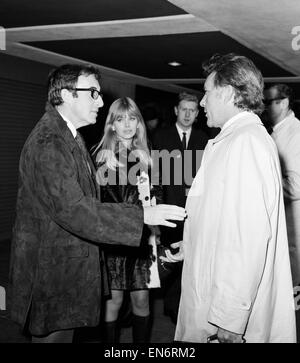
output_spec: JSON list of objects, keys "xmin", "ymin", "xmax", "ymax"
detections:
[{"xmin": 94, "ymin": 97, "xmax": 152, "ymax": 171}]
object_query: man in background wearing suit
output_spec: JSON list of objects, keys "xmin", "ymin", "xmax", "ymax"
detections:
[{"xmin": 153, "ymin": 92, "xmax": 209, "ymax": 323}]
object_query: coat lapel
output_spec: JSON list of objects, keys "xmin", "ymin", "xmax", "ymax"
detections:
[
  {"xmin": 170, "ymin": 124, "xmax": 183, "ymax": 150},
  {"xmin": 188, "ymin": 128, "xmax": 198, "ymax": 149},
  {"xmin": 45, "ymin": 103, "xmax": 98, "ymax": 198}
]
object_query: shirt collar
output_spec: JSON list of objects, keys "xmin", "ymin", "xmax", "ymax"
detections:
[
  {"xmin": 175, "ymin": 123, "xmax": 192, "ymax": 139},
  {"xmin": 273, "ymin": 110, "xmax": 295, "ymax": 132},
  {"xmin": 57, "ymin": 111, "xmax": 77, "ymax": 138}
]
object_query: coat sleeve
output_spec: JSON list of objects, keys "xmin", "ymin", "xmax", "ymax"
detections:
[
  {"xmin": 149, "ymin": 155, "xmax": 164, "ymax": 205},
  {"xmin": 207, "ymin": 132, "xmax": 280, "ymax": 334},
  {"xmin": 30, "ymin": 136, "xmax": 144, "ymax": 246}
]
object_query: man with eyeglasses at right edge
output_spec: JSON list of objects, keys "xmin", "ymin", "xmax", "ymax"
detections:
[
  {"xmin": 8, "ymin": 63, "xmax": 186, "ymax": 343},
  {"xmin": 265, "ymin": 84, "xmax": 300, "ymax": 339}
]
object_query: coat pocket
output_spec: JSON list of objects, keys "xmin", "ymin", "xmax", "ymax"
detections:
[{"xmin": 41, "ymin": 240, "xmax": 89, "ymax": 263}]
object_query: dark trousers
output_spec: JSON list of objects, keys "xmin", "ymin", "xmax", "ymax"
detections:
[
  {"xmin": 159, "ymin": 222, "xmax": 184, "ymax": 324},
  {"xmin": 158, "ymin": 248, "xmax": 183, "ymax": 325}
]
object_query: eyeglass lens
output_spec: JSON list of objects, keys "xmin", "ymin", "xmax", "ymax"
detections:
[
  {"xmin": 71, "ymin": 88, "xmax": 102, "ymax": 100},
  {"xmin": 90, "ymin": 89, "xmax": 102, "ymax": 100}
]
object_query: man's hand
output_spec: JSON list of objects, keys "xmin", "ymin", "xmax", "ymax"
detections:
[
  {"xmin": 159, "ymin": 241, "xmax": 184, "ymax": 263},
  {"xmin": 217, "ymin": 327, "xmax": 245, "ymax": 343},
  {"xmin": 144, "ymin": 204, "xmax": 186, "ymax": 227}
]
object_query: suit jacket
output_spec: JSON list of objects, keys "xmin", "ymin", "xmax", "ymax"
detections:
[
  {"xmin": 153, "ymin": 124, "xmax": 209, "ymax": 244},
  {"xmin": 8, "ymin": 103, "xmax": 144, "ymax": 335}
]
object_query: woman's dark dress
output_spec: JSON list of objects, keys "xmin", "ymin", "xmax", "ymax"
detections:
[{"xmin": 99, "ymin": 154, "xmax": 162, "ymax": 290}]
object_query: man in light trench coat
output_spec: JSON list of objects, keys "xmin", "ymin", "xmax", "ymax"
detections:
[{"xmin": 162, "ymin": 54, "xmax": 296, "ymax": 343}]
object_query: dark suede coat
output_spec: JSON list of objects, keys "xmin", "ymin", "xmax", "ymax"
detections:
[{"xmin": 8, "ymin": 103, "xmax": 144, "ymax": 335}]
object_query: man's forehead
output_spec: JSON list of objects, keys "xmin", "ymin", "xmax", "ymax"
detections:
[
  {"xmin": 77, "ymin": 74, "xmax": 100, "ymax": 89},
  {"xmin": 179, "ymin": 100, "xmax": 198, "ymax": 108},
  {"xmin": 204, "ymin": 72, "xmax": 216, "ymax": 90}
]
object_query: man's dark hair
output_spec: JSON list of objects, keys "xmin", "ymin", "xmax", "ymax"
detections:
[
  {"xmin": 47, "ymin": 64, "xmax": 101, "ymax": 106},
  {"xmin": 267, "ymin": 83, "xmax": 295, "ymax": 110},
  {"xmin": 202, "ymin": 53, "xmax": 264, "ymax": 115}
]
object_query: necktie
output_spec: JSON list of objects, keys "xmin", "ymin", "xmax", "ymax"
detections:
[{"xmin": 182, "ymin": 132, "xmax": 187, "ymax": 150}]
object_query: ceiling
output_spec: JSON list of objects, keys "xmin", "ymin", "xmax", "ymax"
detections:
[{"xmin": 2, "ymin": 0, "xmax": 300, "ymax": 95}]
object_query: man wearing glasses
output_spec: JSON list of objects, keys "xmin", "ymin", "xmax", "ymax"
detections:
[
  {"xmin": 265, "ymin": 84, "xmax": 300, "ymax": 294},
  {"xmin": 8, "ymin": 64, "xmax": 186, "ymax": 343}
]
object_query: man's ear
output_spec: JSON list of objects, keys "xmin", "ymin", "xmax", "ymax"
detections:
[
  {"xmin": 222, "ymin": 85, "xmax": 235, "ymax": 104},
  {"xmin": 60, "ymin": 88, "xmax": 73, "ymax": 104},
  {"xmin": 281, "ymin": 98, "xmax": 289, "ymax": 111},
  {"xmin": 174, "ymin": 106, "xmax": 178, "ymax": 116}
]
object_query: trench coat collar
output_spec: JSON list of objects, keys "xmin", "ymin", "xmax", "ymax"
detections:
[
  {"xmin": 45, "ymin": 102, "xmax": 77, "ymax": 152},
  {"xmin": 212, "ymin": 111, "xmax": 262, "ymax": 144}
]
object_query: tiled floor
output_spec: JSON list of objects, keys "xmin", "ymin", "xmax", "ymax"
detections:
[{"xmin": 0, "ymin": 240, "xmax": 176, "ymax": 343}]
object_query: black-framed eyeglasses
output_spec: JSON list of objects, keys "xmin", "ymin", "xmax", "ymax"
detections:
[
  {"xmin": 263, "ymin": 97, "xmax": 285, "ymax": 106},
  {"xmin": 69, "ymin": 88, "xmax": 103, "ymax": 100}
]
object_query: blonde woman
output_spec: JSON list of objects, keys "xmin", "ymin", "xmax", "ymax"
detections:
[{"xmin": 95, "ymin": 97, "xmax": 162, "ymax": 343}]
